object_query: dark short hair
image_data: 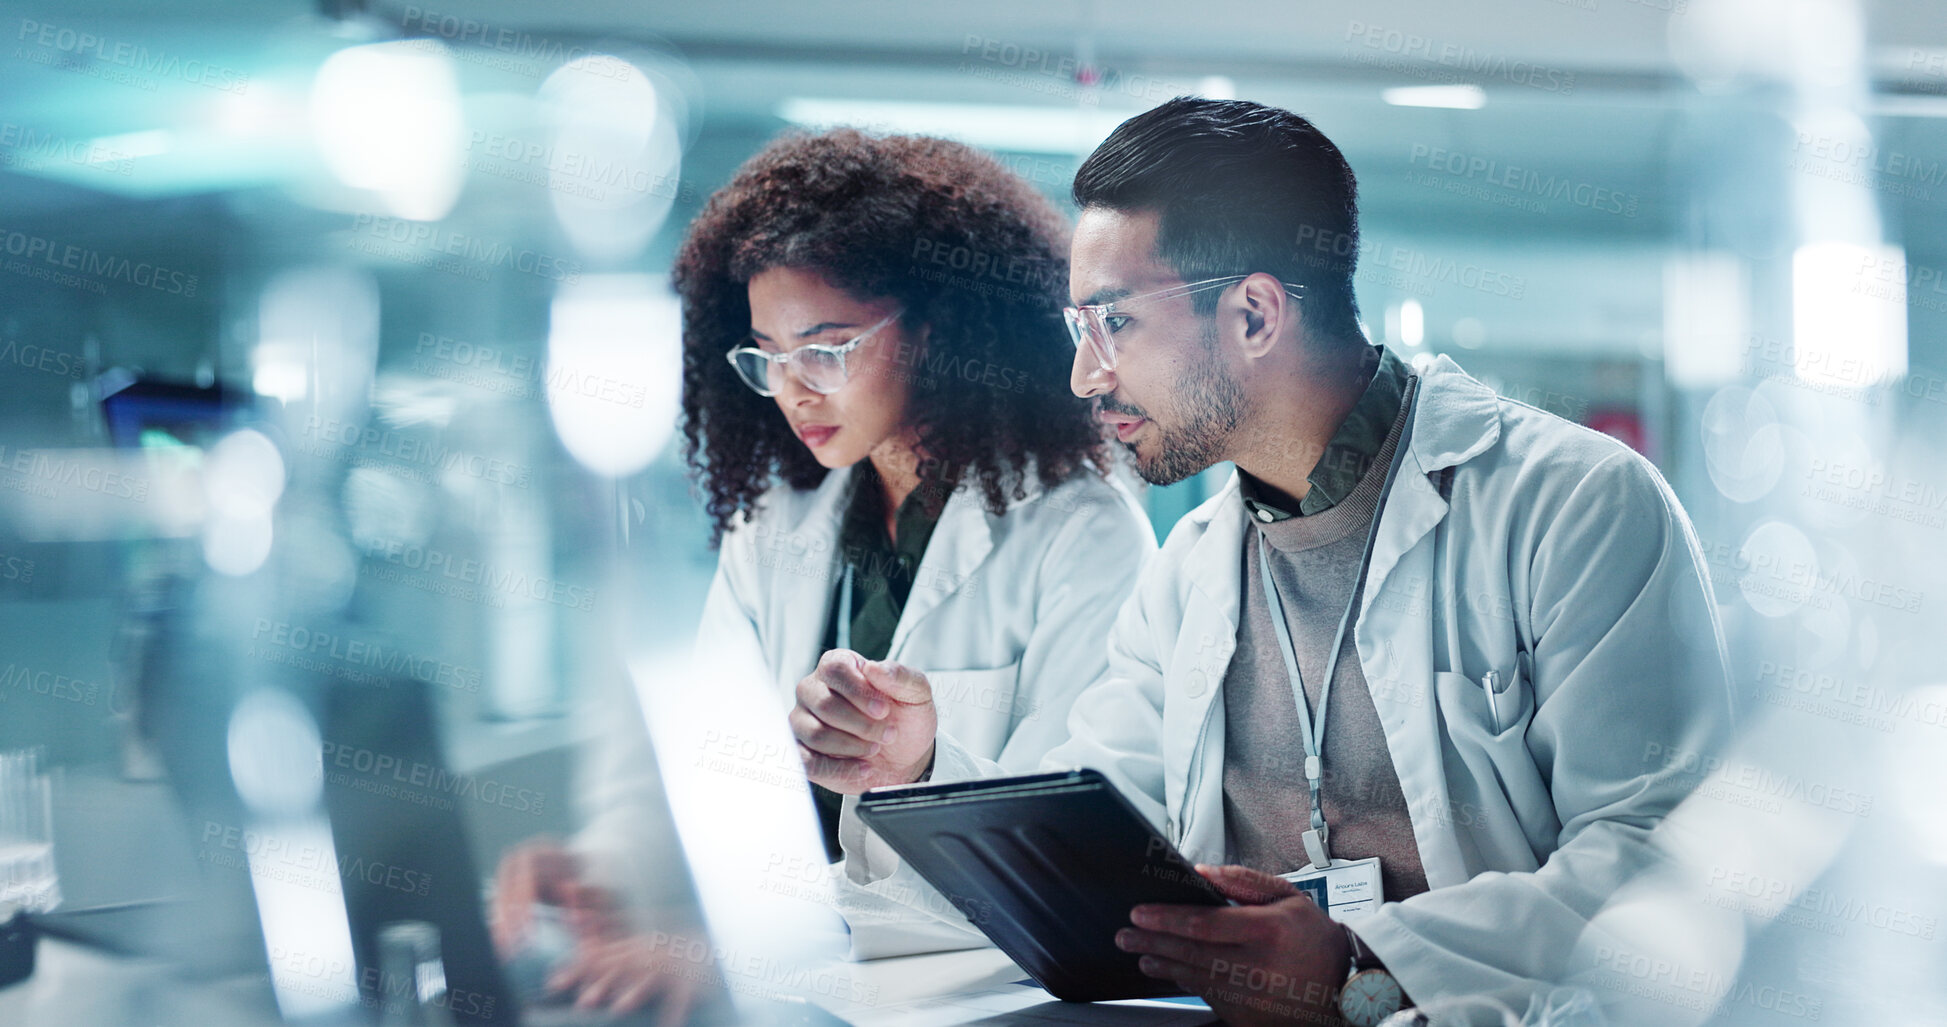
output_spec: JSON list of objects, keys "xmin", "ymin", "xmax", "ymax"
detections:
[
  {"xmin": 673, "ymin": 128, "xmax": 1106, "ymax": 543},
  {"xmin": 1072, "ymin": 96, "xmax": 1364, "ymax": 343}
]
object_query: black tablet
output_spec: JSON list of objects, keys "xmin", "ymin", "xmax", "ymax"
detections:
[{"xmin": 855, "ymin": 768, "xmax": 1228, "ymax": 1002}]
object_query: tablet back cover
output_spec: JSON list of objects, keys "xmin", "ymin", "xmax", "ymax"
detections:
[{"xmin": 856, "ymin": 770, "xmax": 1224, "ymax": 1002}]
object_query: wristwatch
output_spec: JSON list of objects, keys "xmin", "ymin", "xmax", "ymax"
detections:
[{"xmin": 1337, "ymin": 926, "xmax": 1411, "ymax": 1027}]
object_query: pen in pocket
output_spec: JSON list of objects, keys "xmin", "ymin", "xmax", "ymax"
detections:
[{"xmin": 1483, "ymin": 670, "xmax": 1503, "ymax": 731}]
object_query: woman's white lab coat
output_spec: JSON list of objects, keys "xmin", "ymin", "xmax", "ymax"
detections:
[
  {"xmin": 578, "ymin": 460, "xmax": 1157, "ymax": 959},
  {"xmin": 846, "ymin": 354, "xmax": 1737, "ymax": 1010}
]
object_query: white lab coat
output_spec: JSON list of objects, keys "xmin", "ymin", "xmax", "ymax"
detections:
[
  {"xmin": 577, "ymin": 460, "xmax": 1157, "ymax": 959},
  {"xmin": 847, "ymin": 354, "xmax": 1736, "ymax": 1014}
]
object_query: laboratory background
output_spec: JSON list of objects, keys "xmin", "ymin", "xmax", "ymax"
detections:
[{"xmin": 1, "ymin": 0, "xmax": 1943, "ymax": 1025}]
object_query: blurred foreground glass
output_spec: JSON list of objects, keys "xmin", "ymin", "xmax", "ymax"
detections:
[
  {"xmin": 378, "ymin": 919, "xmax": 457, "ymax": 1027},
  {"xmin": 0, "ymin": 749, "xmax": 59, "ymax": 914}
]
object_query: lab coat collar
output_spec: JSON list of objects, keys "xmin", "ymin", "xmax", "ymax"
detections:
[
  {"xmin": 778, "ymin": 463, "xmax": 1006, "ymax": 661},
  {"xmin": 1182, "ymin": 474, "xmax": 1249, "ymax": 615},
  {"xmin": 884, "ymin": 459, "xmax": 1073, "ymax": 653},
  {"xmin": 1361, "ymin": 355, "xmax": 1502, "ymax": 628},
  {"xmin": 766, "ymin": 459, "xmax": 1037, "ymax": 544},
  {"xmin": 767, "ymin": 462, "xmax": 853, "ymax": 538},
  {"xmin": 1178, "ymin": 355, "xmax": 1499, "ymax": 605},
  {"xmin": 1403, "ymin": 354, "xmax": 1503, "ymax": 474},
  {"xmin": 889, "ymin": 486, "xmax": 995, "ymax": 656}
]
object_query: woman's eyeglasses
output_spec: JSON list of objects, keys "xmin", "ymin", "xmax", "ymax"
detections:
[
  {"xmin": 725, "ymin": 311, "xmax": 903, "ymax": 397},
  {"xmin": 1063, "ymin": 275, "xmax": 1304, "ymax": 371}
]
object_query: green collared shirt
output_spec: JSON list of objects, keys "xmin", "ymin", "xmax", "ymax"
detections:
[
  {"xmin": 821, "ymin": 463, "xmax": 944, "ymax": 660},
  {"xmin": 811, "ymin": 463, "xmax": 944, "ymax": 860},
  {"xmin": 1239, "ymin": 345, "xmax": 1411, "ymax": 522}
]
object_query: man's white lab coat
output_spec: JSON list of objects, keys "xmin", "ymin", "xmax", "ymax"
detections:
[{"xmin": 845, "ymin": 354, "xmax": 1736, "ymax": 1011}]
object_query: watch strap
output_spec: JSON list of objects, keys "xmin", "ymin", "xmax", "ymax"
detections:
[
  {"xmin": 1344, "ymin": 925, "xmax": 1385, "ymax": 972},
  {"xmin": 1339, "ymin": 926, "xmax": 1411, "ymax": 1027}
]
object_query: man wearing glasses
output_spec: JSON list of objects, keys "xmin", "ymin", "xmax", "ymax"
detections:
[{"xmin": 795, "ymin": 97, "xmax": 1733, "ymax": 1025}]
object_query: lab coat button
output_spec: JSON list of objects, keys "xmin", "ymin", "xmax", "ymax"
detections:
[{"xmin": 1187, "ymin": 669, "xmax": 1208, "ymax": 697}]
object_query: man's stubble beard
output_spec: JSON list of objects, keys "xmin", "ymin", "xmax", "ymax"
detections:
[{"xmin": 1129, "ymin": 320, "xmax": 1247, "ymax": 487}]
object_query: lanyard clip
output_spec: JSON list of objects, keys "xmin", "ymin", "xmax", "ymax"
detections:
[{"xmin": 1302, "ymin": 825, "xmax": 1331, "ymax": 871}]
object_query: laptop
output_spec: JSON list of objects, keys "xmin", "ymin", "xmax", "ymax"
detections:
[
  {"xmin": 119, "ymin": 579, "xmax": 846, "ymax": 1025},
  {"xmin": 315, "ymin": 646, "xmax": 852, "ymax": 1026}
]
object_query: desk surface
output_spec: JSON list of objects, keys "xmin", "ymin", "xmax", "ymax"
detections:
[
  {"xmin": 0, "ymin": 935, "xmax": 279, "ymax": 1027},
  {"xmin": 18, "ymin": 772, "xmax": 1214, "ymax": 1025},
  {"xmin": 807, "ymin": 947, "xmax": 1215, "ymax": 1027},
  {"xmin": 4, "ymin": 936, "xmax": 1215, "ymax": 1027}
]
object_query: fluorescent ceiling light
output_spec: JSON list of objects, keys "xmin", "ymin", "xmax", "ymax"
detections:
[
  {"xmin": 777, "ymin": 98, "xmax": 1127, "ymax": 154},
  {"xmin": 1382, "ymin": 85, "xmax": 1486, "ymax": 110},
  {"xmin": 89, "ymin": 129, "xmax": 171, "ymax": 157},
  {"xmin": 1868, "ymin": 95, "xmax": 1947, "ymax": 118},
  {"xmin": 311, "ymin": 40, "xmax": 465, "ymax": 221},
  {"xmin": 1792, "ymin": 241, "xmax": 1906, "ymax": 388},
  {"xmin": 1197, "ymin": 76, "xmax": 1237, "ymax": 100},
  {"xmin": 1399, "ymin": 298, "xmax": 1425, "ymax": 347}
]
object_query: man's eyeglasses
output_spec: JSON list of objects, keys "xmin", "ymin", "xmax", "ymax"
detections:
[
  {"xmin": 1063, "ymin": 275, "xmax": 1304, "ymax": 371},
  {"xmin": 725, "ymin": 311, "xmax": 902, "ymax": 397}
]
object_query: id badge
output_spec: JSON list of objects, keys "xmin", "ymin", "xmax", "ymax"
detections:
[{"xmin": 1279, "ymin": 856, "xmax": 1382, "ymax": 921}]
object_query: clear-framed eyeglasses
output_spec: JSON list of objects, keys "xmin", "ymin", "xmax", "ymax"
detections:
[
  {"xmin": 1063, "ymin": 275, "xmax": 1304, "ymax": 371},
  {"xmin": 725, "ymin": 310, "xmax": 902, "ymax": 397}
]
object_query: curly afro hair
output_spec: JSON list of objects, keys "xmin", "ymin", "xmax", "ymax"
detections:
[{"xmin": 674, "ymin": 128, "xmax": 1108, "ymax": 543}]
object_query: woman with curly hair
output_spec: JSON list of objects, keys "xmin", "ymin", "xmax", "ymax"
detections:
[
  {"xmin": 492, "ymin": 130, "xmax": 1152, "ymax": 1009},
  {"xmin": 678, "ymin": 128, "xmax": 1154, "ymax": 953}
]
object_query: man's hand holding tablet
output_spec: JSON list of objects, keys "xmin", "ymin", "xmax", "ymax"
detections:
[
  {"xmin": 1119, "ymin": 863, "xmax": 1353, "ymax": 1026},
  {"xmin": 790, "ymin": 649, "xmax": 937, "ymax": 793}
]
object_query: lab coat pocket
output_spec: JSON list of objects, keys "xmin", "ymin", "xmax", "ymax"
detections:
[
  {"xmin": 1433, "ymin": 664, "xmax": 1533, "ymax": 747},
  {"xmin": 1440, "ymin": 661, "xmax": 1532, "ymax": 737},
  {"xmin": 1432, "ymin": 664, "xmax": 1551, "ymax": 862},
  {"xmin": 927, "ymin": 661, "xmax": 1021, "ymax": 759}
]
